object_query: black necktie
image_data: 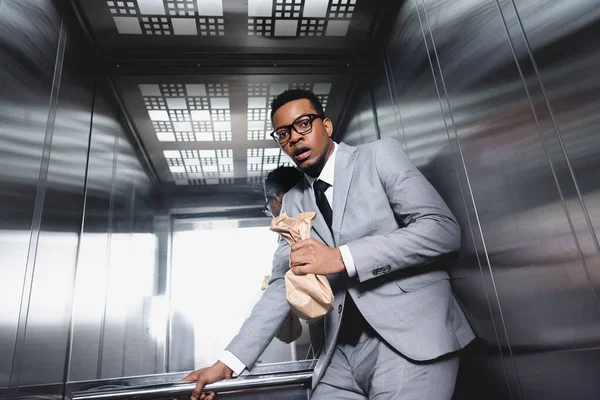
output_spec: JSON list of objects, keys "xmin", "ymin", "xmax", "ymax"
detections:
[{"xmin": 313, "ymin": 179, "xmax": 333, "ymax": 231}]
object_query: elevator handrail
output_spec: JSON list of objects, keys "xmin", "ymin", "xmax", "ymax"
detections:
[{"xmin": 71, "ymin": 371, "xmax": 312, "ymax": 399}]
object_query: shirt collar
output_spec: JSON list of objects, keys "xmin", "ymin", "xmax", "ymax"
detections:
[{"xmin": 305, "ymin": 142, "xmax": 338, "ymax": 188}]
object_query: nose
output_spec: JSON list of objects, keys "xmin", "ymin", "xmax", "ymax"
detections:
[{"xmin": 288, "ymin": 128, "xmax": 303, "ymax": 146}]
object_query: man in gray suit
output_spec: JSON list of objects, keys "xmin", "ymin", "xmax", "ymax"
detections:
[{"xmin": 184, "ymin": 89, "xmax": 475, "ymax": 400}]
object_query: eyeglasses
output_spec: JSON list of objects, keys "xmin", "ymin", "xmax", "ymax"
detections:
[
  {"xmin": 270, "ymin": 114, "xmax": 323, "ymax": 145},
  {"xmin": 263, "ymin": 201, "xmax": 273, "ymax": 218}
]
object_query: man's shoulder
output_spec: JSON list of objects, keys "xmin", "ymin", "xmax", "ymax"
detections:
[
  {"xmin": 281, "ymin": 179, "xmax": 305, "ymax": 207},
  {"xmin": 343, "ymin": 137, "xmax": 399, "ymax": 152},
  {"xmin": 342, "ymin": 138, "xmax": 401, "ymax": 163},
  {"xmin": 289, "ymin": 178, "xmax": 305, "ymax": 194}
]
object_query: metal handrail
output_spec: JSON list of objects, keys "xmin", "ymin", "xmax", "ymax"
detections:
[{"xmin": 71, "ymin": 372, "xmax": 312, "ymax": 399}]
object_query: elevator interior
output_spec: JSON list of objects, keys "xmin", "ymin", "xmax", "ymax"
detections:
[{"xmin": 1, "ymin": 0, "xmax": 599, "ymax": 399}]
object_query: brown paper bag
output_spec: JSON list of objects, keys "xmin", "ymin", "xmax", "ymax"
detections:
[{"xmin": 270, "ymin": 212, "xmax": 334, "ymax": 323}]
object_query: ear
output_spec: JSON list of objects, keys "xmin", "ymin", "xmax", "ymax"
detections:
[{"xmin": 323, "ymin": 118, "xmax": 334, "ymax": 138}]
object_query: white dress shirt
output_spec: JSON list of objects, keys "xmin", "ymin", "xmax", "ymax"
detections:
[
  {"xmin": 220, "ymin": 142, "xmax": 356, "ymax": 375},
  {"xmin": 302, "ymin": 143, "xmax": 357, "ymax": 276}
]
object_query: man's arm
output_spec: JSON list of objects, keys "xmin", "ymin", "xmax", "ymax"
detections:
[
  {"xmin": 185, "ymin": 224, "xmax": 292, "ymax": 399},
  {"xmin": 224, "ymin": 240, "xmax": 292, "ymax": 366},
  {"xmin": 346, "ymin": 138, "xmax": 461, "ymax": 283}
]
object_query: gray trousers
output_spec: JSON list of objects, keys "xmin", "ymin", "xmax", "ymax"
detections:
[{"xmin": 311, "ymin": 329, "xmax": 459, "ymax": 400}]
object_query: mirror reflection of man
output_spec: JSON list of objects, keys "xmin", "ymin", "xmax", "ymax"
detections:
[
  {"xmin": 263, "ymin": 166, "xmax": 303, "ymax": 220},
  {"xmin": 183, "ymin": 89, "xmax": 475, "ymax": 400},
  {"xmin": 261, "ymin": 166, "xmax": 304, "ymax": 344}
]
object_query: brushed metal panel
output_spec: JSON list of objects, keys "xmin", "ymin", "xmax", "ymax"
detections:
[
  {"xmin": 68, "ymin": 84, "xmax": 162, "ymax": 382},
  {"xmin": 508, "ymin": 0, "xmax": 600, "ymax": 300},
  {"xmin": 97, "ymin": 121, "xmax": 160, "ymax": 380},
  {"xmin": 417, "ymin": 0, "xmax": 600, "ymax": 397},
  {"xmin": 338, "ymin": 82, "xmax": 379, "ymax": 146},
  {"xmin": 421, "ymin": 0, "xmax": 600, "ymax": 348},
  {"xmin": 371, "ymin": 53, "xmax": 403, "ymax": 143},
  {"xmin": 513, "ymin": 348, "xmax": 600, "ymax": 399},
  {"xmin": 68, "ymin": 86, "xmax": 120, "ymax": 383},
  {"xmin": 453, "ymin": 341, "xmax": 513, "ymax": 400},
  {"xmin": 17, "ymin": 20, "xmax": 95, "ymax": 387},
  {"xmin": 0, "ymin": 0, "xmax": 61, "ymax": 386}
]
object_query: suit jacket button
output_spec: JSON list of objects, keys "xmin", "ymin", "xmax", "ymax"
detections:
[
  {"xmin": 338, "ymin": 305, "xmax": 342, "ymax": 313},
  {"xmin": 372, "ymin": 269, "xmax": 378, "ymax": 276}
]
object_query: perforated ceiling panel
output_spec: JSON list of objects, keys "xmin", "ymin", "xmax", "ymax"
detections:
[
  {"xmin": 246, "ymin": 148, "xmax": 294, "ymax": 183},
  {"xmin": 115, "ymin": 75, "xmax": 348, "ymax": 188},
  {"xmin": 140, "ymin": 83, "xmax": 232, "ymax": 142},
  {"xmin": 90, "ymin": 0, "xmax": 368, "ymax": 42},
  {"xmin": 107, "ymin": 0, "xmax": 225, "ymax": 36},
  {"xmin": 73, "ymin": 0, "xmax": 388, "ymax": 74},
  {"xmin": 164, "ymin": 149, "xmax": 234, "ymax": 185},
  {"xmin": 248, "ymin": 0, "xmax": 357, "ymax": 37}
]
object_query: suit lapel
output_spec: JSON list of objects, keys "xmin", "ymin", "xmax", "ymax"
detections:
[
  {"xmin": 300, "ymin": 179, "xmax": 334, "ymax": 247},
  {"xmin": 332, "ymin": 143, "xmax": 357, "ymax": 246}
]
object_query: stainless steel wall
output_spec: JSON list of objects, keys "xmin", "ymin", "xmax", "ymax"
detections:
[
  {"xmin": 68, "ymin": 84, "xmax": 162, "ymax": 384},
  {"xmin": 337, "ymin": 0, "xmax": 600, "ymax": 398},
  {"xmin": 0, "ymin": 0, "xmax": 161, "ymax": 398}
]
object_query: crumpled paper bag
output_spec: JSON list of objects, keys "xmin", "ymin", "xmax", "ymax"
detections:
[
  {"xmin": 270, "ymin": 212, "xmax": 334, "ymax": 323},
  {"xmin": 261, "ymin": 274, "xmax": 302, "ymax": 343},
  {"xmin": 275, "ymin": 310, "xmax": 303, "ymax": 343}
]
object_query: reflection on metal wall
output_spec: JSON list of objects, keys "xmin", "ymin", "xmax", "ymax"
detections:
[
  {"xmin": 337, "ymin": 0, "xmax": 600, "ymax": 398},
  {"xmin": 0, "ymin": 0, "xmax": 160, "ymax": 397},
  {"xmin": 168, "ymin": 219, "xmax": 313, "ymax": 372},
  {"xmin": 0, "ymin": 0, "xmax": 63, "ymax": 391},
  {"xmin": 16, "ymin": 7, "xmax": 95, "ymax": 389},
  {"xmin": 338, "ymin": 81, "xmax": 379, "ymax": 146},
  {"xmin": 68, "ymin": 85, "xmax": 160, "ymax": 383}
]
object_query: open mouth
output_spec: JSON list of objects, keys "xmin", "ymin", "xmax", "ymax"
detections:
[{"xmin": 293, "ymin": 147, "xmax": 311, "ymax": 162}]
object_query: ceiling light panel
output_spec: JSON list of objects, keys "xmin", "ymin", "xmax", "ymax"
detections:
[
  {"xmin": 164, "ymin": 149, "xmax": 234, "ymax": 185},
  {"xmin": 247, "ymin": 0, "xmax": 357, "ymax": 37},
  {"xmin": 246, "ymin": 148, "xmax": 294, "ymax": 180},
  {"xmin": 140, "ymin": 83, "xmax": 232, "ymax": 142},
  {"xmin": 108, "ymin": 0, "xmax": 225, "ymax": 36},
  {"xmin": 246, "ymin": 82, "xmax": 332, "ymax": 140}
]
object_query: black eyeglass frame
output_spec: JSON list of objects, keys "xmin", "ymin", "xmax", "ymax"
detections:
[{"xmin": 269, "ymin": 113, "xmax": 324, "ymax": 145}]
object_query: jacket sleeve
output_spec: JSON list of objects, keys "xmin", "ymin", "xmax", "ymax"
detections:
[
  {"xmin": 224, "ymin": 211, "xmax": 291, "ymax": 369},
  {"xmin": 346, "ymin": 138, "xmax": 461, "ymax": 283}
]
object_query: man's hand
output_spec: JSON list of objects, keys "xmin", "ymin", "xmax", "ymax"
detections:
[
  {"xmin": 289, "ymin": 238, "xmax": 345, "ymax": 275},
  {"xmin": 181, "ymin": 361, "xmax": 232, "ymax": 400}
]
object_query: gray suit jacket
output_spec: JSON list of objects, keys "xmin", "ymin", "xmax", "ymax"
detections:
[{"xmin": 227, "ymin": 138, "xmax": 475, "ymax": 387}]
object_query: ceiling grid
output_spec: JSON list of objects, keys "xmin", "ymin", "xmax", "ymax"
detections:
[
  {"xmin": 137, "ymin": 80, "xmax": 331, "ymax": 185},
  {"xmin": 108, "ymin": 0, "xmax": 225, "ymax": 36},
  {"xmin": 77, "ymin": 0, "xmax": 371, "ymax": 189}
]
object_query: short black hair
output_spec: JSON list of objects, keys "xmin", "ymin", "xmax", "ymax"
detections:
[
  {"xmin": 270, "ymin": 89, "xmax": 324, "ymax": 122},
  {"xmin": 264, "ymin": 166, "xmax": 304, "ymax": 199}
]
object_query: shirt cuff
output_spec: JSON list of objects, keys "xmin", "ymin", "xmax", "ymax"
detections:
[
  {"xmin": 339, "ymin": 245, "xmax": 357, "ymax": 278},
  {"xmin": 220, "ymin": 350, "xmax": 246, "ymax": 376}
]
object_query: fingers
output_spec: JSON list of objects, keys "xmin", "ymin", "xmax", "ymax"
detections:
[
  {"xmin": 291, "ymin": 265, "xmax": 308, "ymax": 275},
  {"xmin": 290, "ymin": 246, "xmax": 314, "ymax": 267},
  {"xmin": 291, "ymin": 237, "xmax": 316, "ymax": 251},
  {"xmin": 191, "ymin": 380, "xmax": 205, "ymax": 400},
  {"xmin": 181, "ymin": 371, "xmax": 197, "ymax": 382},
  {"xmin": 199, "ymin": 391, "xmax": 215, "ymax": 400}
]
